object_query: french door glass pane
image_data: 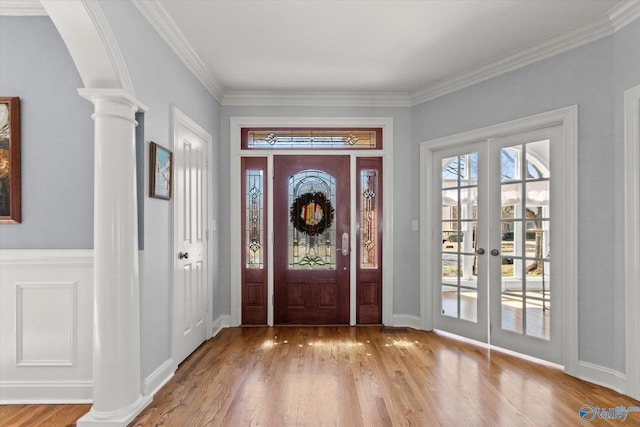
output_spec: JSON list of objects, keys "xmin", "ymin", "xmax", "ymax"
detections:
[
  {"xmin": 499, "ymin": 141, "xmax": 551, "ymax": 340},
  {"xmin": 441, "ymin": 153, "xmax": 479, "ymax": 322}
]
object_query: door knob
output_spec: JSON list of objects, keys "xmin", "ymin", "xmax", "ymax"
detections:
[
  {"xmin": 178, "ymin": 252, "xmax": 189, "ymax": 260},
  {"xmin": 490, "ymin": 249, "xmax": 500, "ymax": 256},
  {"xmin": 476, "ymin": 248, "xmax": 485, "ymax": 255}
]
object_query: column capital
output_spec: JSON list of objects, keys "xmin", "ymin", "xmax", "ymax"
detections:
[{"xmin": 78, "ymin": 88, "xmax": 148, "ymax": 113}]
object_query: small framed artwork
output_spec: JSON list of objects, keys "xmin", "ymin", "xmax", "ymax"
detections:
[
  {"xmin": 149, "ymin": 141, "xmax": 172, "ymax": 200},
  {"xmin": 0, "ymin": 97, "xmax": 21, "ymax": 223}
]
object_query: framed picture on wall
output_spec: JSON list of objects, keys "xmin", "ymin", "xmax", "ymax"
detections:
[
  {"xmin": 149, "ymin": 141, "xmax": 172, "ymax": 200},
  {"xmin": 0, "ymin": 97, "xmax": 21, "ymax": 224}
]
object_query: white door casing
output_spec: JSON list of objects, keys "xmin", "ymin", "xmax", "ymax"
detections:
[
  {"xmin": 624, "ymin": 84, "xmax": 640, "ymax": 400},
  {"xmin": 229, "ymin": 117, "xmax": 394, "ymax": 327},
  {"xmin": 172, "ymin": 107, "xmax": 212, "ymax": 365}
]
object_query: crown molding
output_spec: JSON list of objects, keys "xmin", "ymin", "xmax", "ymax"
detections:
[
  {"xmin": 132, "ymin": 0, "xmax": 224, "ymax": 103},
  {"xmin": 7, "ymin": 0, "xmax": 636, "ymax": 108},
  {"xmin": 609, "ymin": 0, "xmax": 640, "ymax": 31},
  {"xmin": 219, "ymin": 1, "xmax": 640, "ymax": 108},
  {"xmin": 222, "ymin": 91, "xmax": 411, "ymax": 108},
  {"xmin": 0, "ymin": 0, "xmax": 46, "ymax": 16},
  {"xmin": 410, "ymin": 1, "xmax": 640, "ymax": 106}
]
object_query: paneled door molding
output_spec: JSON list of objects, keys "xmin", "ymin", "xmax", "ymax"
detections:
[{"xmin": 624, "ymin": 84, "xmax": 640, "ymax": 401}]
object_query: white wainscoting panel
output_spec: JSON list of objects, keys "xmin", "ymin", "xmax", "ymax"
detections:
[
  {"xmin": 16, "ymin": 282, "xmax": 77, "ymax": 366},
  {"xmin": 0, "ymin": 250, "xmax": 93, "ymax": 403}
]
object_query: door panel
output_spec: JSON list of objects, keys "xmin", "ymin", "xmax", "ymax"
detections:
[
  {"xmin": 489, "ymin": 126, "xmax": 562, "ymax": 363},
  {"xmin": 241, "ymin": 158, "xmax": 268, "ymax": 325},
  {"xmin": 174, "ymin": 123, "xmax": 208, "ymax": 364},
  {"xmin": 274, "ymin": 155, "xmax": 350, "ymax": 324},
  {"xmin": 356, "ymin": 158, "xmax": 383, "ymax": 324},
  {"xmin": 433, "ymin": 143, "xmax": 488, "ymax": 343}
]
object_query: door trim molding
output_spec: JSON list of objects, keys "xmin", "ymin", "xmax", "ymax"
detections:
[
  {"xmin": 230, "ymin": 117, "xmax": 394, "ymax": 326},
  {"xmin": 624, "ymin": 84, "xmax": 640, "ymax": 400},
  {"xmin": 171, "ymin": 106, "xmax": 214, "ymax": 363},
  {"xmin": 419, "ymin": 105, "xmax": 579, "ymax": 373}
]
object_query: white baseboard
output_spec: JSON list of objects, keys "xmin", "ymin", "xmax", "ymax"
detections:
[
  {"xmin": 0, "ymin": 380, "xmax": 93, "ymax": 404},
  {"xmin": 142, "ymin": 358, "xmax": 176, "ymax": 396},
  {"xmin": 577, "ymin": 361, "xmax": 627, "ymax": 395},
  {"xmin": 211, "ymin": 314, "xmax": 232, "ymax": 337},
  {"xmin": 391, "ymin": 314, "xmax": 423, "ymax": 330}
]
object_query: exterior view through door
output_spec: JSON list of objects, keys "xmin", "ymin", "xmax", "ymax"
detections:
[
  {"xmin": 422, "ymin": 113, "xmax": 575, "ymax": 366},
  {"xmin": 239, "ymin": 127, "xmax": 384, "ymax": 326}
]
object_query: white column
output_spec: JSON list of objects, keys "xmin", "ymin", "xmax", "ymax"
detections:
[{"xmin": 78, "ymin": 89, "xmax": 151, "ymax": 427}]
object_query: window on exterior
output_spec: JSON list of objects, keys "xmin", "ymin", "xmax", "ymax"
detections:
[
  {"xmin": 242, "ymin": 128, "xmax": 382, "ymax": 150},
  {"xmin": 245, "ymin": 169, "xmax": 264, "ymax": 269}
]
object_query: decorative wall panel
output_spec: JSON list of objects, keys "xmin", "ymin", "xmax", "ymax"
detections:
[{"xmin": 16, "ymin": 282, "xmax": 76, "ymax": 366}]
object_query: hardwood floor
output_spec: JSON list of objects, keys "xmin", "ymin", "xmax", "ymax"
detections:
[{"xmin": 2, "ymin": 326, "xmax": 639, "ymax": 426}]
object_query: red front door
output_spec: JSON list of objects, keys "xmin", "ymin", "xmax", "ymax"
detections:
[{"xmin": 273, "ymin": 155, "xmax": 350, "ymax": 324}]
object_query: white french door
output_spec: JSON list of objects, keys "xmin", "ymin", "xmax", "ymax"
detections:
[
  {"xmin": 434, "ymin": 142, "xmax": 488, "ymax": 343},
  {"xmin": 430, "ymin": 124, "xmax": 564, "ymax": 364}
]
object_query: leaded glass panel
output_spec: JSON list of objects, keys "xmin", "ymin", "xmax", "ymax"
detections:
[
  {"xmin": 246, "ymin": 169, "xmax": 264, "ymax": 269},
  {"xmin": 244, "ymin": 129, "xmax": 380, "ymax": 149},
  {"xmin": 289, "ymin": 170, "xmax": 336, "ymax": 270},
  {"xmin": 360, "ymin": 169, "xmax": 378, "ymax": 269}
]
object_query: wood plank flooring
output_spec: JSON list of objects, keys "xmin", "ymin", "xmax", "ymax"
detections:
[{"xmin": 2, "ymin": 326, "xmax": 639, "ymax": 426}]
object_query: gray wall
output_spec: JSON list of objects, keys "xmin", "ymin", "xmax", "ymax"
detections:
[
  {"xmin": 0, "ymin": 5, "xmax": 222, "ymax": 381},
  {"xmin": 2, "ymin": 3, "xmax": 637, "ymax": 379},
  {"xmin": 0, "ymin": 16, "xmax": 94, "ymax": 249},
  {"xmin": 411, "ymin": 18, "xmax": 639, "ymax": 372}
]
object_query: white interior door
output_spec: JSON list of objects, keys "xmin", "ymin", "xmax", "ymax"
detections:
[
  {"xmin": 431, "ymin": 125, "xmax": 563, "ymax": 364},
  {"xmin": 173, "ymin": 111, "xmax": 209, "ymax": 364}
]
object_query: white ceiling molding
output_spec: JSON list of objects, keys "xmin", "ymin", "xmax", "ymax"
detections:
[
  {"xmin": 222, "ymin": 91, "xmax": 411, "ymax": 108},
  {"xmin": 410, "ymin": 0, "xmax": 640, "ymax": 106},
  {"xmin": 132, "ymin": 0, "xmax": 224, "ymax": 103},
  {"xmin": 5, "ymin": 0, "xmax": 638, "ymax": 108},
  {"xmin": 0, "ymin": 0, "xmax": 46, "ymax": 16},
  {"xmin": 610, "ymin": 0, "xmax": 640, "ymax": 31},
  {"xmin": 222, "ymin": 0, "xmax": 639, "ymax": 108}
]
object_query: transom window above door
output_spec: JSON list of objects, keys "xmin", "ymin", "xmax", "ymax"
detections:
[{"xmin": 241, "ymin": 128, "xmax": 382, "ymax": 149}]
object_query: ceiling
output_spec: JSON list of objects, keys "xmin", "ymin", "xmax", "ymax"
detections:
[
  {"xmin": 137, "ymin": 0, "xmax": 636, "ymax": 105},
  {"xmin": 3, "ymin": 0, "xmax": 636, "ymax": 105}
]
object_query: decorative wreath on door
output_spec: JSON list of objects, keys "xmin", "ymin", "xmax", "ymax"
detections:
[{"xmin": 290, "ymin": 192, "xmax": 334, "ymax": 236}]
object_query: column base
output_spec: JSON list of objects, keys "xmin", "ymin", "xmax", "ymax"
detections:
[{"xmin": 77, "ymin": 394, "xmax": 152, "ymax": 427}]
